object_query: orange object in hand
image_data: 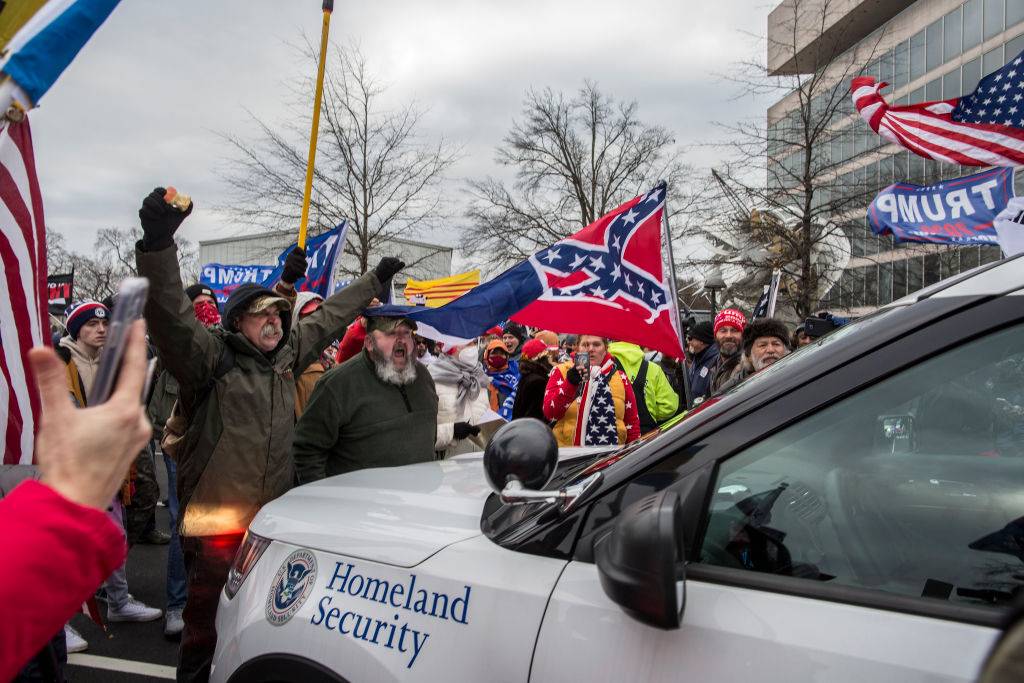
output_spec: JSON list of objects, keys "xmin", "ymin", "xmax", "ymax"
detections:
[{"xmin": 164, "ymin": 186, "xmax": 191, "ymax": 212}]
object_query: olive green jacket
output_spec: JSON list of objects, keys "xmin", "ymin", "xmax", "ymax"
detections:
[
  {"xmin": 293, "ymin": 350, "xmax": 438, "ymax": 484},
  {"xmin": 136, "ymin": 243, "xmax": 381, "ymax": 536}
]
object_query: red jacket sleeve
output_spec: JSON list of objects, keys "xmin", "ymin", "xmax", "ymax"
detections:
[
  {"xmin": 542, "ymin": 365, "xmax": 577, "ymax": 422},
  {"xmin": 620, "ymin": 370, "xmax": 641, "ymax": 442},
  {"xmin": 335, "ymin": 317, "xmax": 366, "ymax": 364},
  {"xmin": 0, "ymin": 481, "xmax": 125, "ymax": 680}
]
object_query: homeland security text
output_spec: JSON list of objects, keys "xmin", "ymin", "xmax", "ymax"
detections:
[{"xmin": 310, "ymin": 561, "xmax": 472, "ymax": 669}]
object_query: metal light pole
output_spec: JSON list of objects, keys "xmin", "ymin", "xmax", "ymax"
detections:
[{"xmin": 705, "ymin": 271, "xmax": 726, "ymax": 318}]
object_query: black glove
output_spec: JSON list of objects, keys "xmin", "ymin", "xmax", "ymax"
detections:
[
  {"xmin": 566, "ymin": 366, "xmax": 583, "ymax": 386},
  {"xmin": 453, "ymin": 422, "xmax": 481, "ymax": 440},
  {"xmin": 138, "ymin": 187, "xmax": 192, "ymax": 252},
  {"xmin": 373, "ymin": 257, "xmax": 405, "ymax": 285},
  {"xmin": 281, "ymin": 247, "xmax": 308, "ymax": 285}
]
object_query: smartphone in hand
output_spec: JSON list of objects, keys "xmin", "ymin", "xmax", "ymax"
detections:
[
  {"xmin": 87, "ymin": 277, "xmax": 149, "ymax": 406},
  {"xmin": 573, "ymin": 351, "xmax": 590, "ymax": 372}
]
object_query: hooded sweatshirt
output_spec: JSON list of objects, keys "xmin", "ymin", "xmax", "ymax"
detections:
[
  {"xmin": 58, "ymin": 336, "xmax": 101, "ymax": 406},
  {"xmin": 608, "ymin": 341, "xmax": 679, "ymax": 432}
]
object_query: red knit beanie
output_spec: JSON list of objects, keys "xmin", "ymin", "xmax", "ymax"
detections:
[{"xmin": 713, "ymin": 308, "xmax": 747, "ymax": 336}]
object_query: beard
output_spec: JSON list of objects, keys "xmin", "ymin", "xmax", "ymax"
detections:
[
  {"xmin": 368, "ymin": 339, "xmax": 418, "ymax": 385},
  {"xmin": 752, "ymin": 353, "xmax": 781, "ymax": 371}
]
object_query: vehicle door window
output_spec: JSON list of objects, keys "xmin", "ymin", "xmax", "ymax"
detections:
[{"xmin": 700, "ymin": 323, "xmax": 1024, "ymax": 609}]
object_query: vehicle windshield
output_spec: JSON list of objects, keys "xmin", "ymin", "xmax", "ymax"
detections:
[
  {"xmin": 483, "ymin": 306, "xmax": 907, "ymax": 544},
  {"xmin": 558, "ymin": 306, "xmax": 906, "ymax": 488}
]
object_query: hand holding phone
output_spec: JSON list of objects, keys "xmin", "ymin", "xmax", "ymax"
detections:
[
  {"xmin": 574, "ymin": 351, "xmax": 590, "ymax": 372},
  {"xmin": 87, "ymin": 278, "xmax": 149, "ymax": 406}
]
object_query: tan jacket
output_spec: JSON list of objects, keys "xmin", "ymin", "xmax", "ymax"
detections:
[{"xmin": 294, "ymin": 361, "xmax": 326, "ymax": 418}]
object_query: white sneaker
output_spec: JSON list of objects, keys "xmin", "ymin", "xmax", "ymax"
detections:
[
  {"xmin": 64, "ymin": 624, "xmax": 88, "ymax": 653},
  {"xmin": 108, "ymin": 597, "xmax": 163, "ymax": 623},
  {"xmin": 164, "ymin": 608, "xmax": 184, "ymax": 637}
]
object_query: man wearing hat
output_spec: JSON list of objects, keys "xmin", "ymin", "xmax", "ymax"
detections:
[
  {"xmin": 502, "ymin": 321, "xmax": 527, "ymax": 360},
  {"xmin": 710, "ymin": 308, "xmax": 748, "ymax": 394},
  {"xmin": 716, "ymin": 318, "xmax": 792, "ymax": 393},
  {"xmin": 57, "ymin": 301, "xmax": 109, "ymax": 406},
  {"xmin": 685, "ymin": 320, "xmax": 720, "ymax": 402},
  {"xmin": 292, "ymin": 312, "xmax": 438, "ymax": 483},
  {"xmin": 133, "ymin": 187, "xmax": 402, "ymax": 681}
]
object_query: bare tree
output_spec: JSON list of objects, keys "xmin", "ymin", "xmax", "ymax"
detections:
[
  {"xmin": 686, "ymin": 0, "xmax": 889, "ymax": 319},
  {"xmin": 464, "ymin": 81, "xmax": 689, "ymax": 271},
  {"xmin": 46, "ymin": 227, "xmax": 197, "ymax": 303},
  {"xmin": 219, "ymin": 44, "xmax": 461, "ymax": 276}
]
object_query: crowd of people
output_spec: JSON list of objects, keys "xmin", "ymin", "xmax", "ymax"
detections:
[{"xmin": 1, "ymin": 188, "xmax": 846, "ymax": 682}]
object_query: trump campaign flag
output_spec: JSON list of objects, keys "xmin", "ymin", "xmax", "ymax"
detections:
[
  {"xmin": 374, "ymin": 183, "xmax": 685, "ymax": 359},
  {"xmin": 0, "ymin": 0, "xmax": 122, "ymax": 465},
  {"xmin": 851, "ymin": 49, "xmax": 1024, "ymax": 167},
  {"xmin": 200, "ymin": 221, "xmax": 348, "ymax": 305},
  {"xmin": 868, "ymin": 167, "xmax": 1012, "ymax": 245}
]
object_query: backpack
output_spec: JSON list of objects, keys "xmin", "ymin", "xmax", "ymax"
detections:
[
  {"xmin": 160, "ymin": 345, "xmax": 235, "ymax": 461},
  {"xmin": 613, "ymin": 356, "xmax": 657, "ymax": 433}
]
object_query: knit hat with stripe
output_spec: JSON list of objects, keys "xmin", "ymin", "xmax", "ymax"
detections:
[{"xmin": 65, "ymin": 301, "xmax": 110, "ymax": 340}]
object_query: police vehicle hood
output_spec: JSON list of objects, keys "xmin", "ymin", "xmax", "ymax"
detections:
[{"xmin": 248, "ymin": 448, "xmax": 605, "ymax": 568}]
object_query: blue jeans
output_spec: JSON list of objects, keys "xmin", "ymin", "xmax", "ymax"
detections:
[
  {"xmin": 165, "ymin": 453, "xmax": 187, "ymax": 610},
  {"xmin": 104, "ymin": 499, "xmax": 131, "ymax": 609}
]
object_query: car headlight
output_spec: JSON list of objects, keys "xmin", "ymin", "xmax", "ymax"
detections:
[{"xmin": 224, "ymin": 531, "xmax": 271, "ymax": 600}]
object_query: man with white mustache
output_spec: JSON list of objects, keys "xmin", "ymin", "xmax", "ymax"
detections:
[
  {"xmin": 133, "ymin": 187, "xmax": 404, "ymax": 681},
  {"xmin": 293, "ymin": 314, "xmax": 439, "ymax": 484}
]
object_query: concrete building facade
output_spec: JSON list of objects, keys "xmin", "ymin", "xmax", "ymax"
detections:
[
  {"xmin": 198, "ymin": 230, "xmax": 453, "ymax": 304},
  {"xmin": 768, "ymin": 0, "xmax": 1024, "ymax": 314}
]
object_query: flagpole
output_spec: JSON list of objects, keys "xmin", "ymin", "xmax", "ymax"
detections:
[
  {"xmin": 660, "ymin": 185, "xmax": 693, "ymax": 410},
  {"xmin": 297, "ymin": 0, "xmax": 334, "ymax": 250}
]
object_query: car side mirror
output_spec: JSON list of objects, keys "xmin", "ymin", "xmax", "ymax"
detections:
[
  {"xmin": 594, "ymin": 489, "xmax": 686, "ymax": 630},
  {"xmin": 484, "ymin": 419, "xmax": 601, "ymax": 513},
  {"xmin": 484, "ymin": 418, "xmax": 559, "ymax": 492}
]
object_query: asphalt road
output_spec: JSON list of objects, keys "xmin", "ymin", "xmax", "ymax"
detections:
[{"xmin": 65, "ymin": 455, "xmax": 181, "ymax": 682}]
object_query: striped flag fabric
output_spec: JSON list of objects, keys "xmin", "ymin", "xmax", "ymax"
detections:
[
  {"xmin": 403, "ymin": 270, "xmax": 480, "ymax": 307},
  {"xmin": 1, "ymin": 119, "xmax": 47, "ymax": 465},
  {"xmin": 0, "ymin": 1, "xmax": 119, "ymax": 464},
  {"xmin": 851, "ymin": 49, "xmax": 1024, "ymax": 167},
  {"xmin": 0, "ymin": 0, "xmax": 121, "ymax": 111}
]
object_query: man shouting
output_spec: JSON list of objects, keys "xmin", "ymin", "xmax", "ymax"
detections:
[
  {"xmin": 133, "ymin": 188, "xmax": 403, "ymax": 682},
  {"xmin": 292, "ymin": 313, "xmax": 438, "ymax": 483}
]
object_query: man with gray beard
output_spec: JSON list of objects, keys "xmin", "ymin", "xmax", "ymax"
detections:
[{"xmin": 292, "ymin": 314, "xmax": 438, "ymax": 484}]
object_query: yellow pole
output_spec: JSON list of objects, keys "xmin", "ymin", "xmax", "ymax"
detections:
[{"xmin": 298, "ymin": 0, "xmax": 334, "ymax": 250}]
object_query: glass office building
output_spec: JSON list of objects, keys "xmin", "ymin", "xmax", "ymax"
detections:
[{"xmin": 767, "ymin": 0, "xmax": 1024, "ymax": 314}]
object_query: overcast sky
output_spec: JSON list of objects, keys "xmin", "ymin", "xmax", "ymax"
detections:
[{"xmin": 30, "ymin": 0, "xmax": 776, "ymax": 263}]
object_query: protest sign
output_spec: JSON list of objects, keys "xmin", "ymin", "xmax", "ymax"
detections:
[{"xmin": 47, "ymin": 272, "xmax": 73, "ymax": 313}]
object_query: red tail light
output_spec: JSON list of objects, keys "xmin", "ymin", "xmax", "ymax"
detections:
[{"xmin": 224, "ymin": 531, "xmax": 271, "ymax": 600}]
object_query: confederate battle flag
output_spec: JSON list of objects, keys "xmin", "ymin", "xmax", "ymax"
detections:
[{"xmin": 373, "ymin": 182, "xmax": 685, "ymax": 359}]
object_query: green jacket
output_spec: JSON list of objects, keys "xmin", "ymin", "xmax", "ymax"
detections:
[
  {"xmin": 293, "ymin": 350, "xmax": 438, "ymax": 484},
  {"xmin": 136, "ymin": 243, "xmax": 380, "ymax": 536},
  {"xmin": 608, "ymin": 342, "xmax": 679, "ymax": 425}
]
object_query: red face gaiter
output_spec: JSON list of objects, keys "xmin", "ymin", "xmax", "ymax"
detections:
[{"xmin": 193, "ymin": 300, "xmax": 222, "ymax": 328}]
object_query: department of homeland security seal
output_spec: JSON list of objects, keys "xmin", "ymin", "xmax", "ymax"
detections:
[{"xmin": 265, "ymin": 549, "xmax": 317, "ymax": 626}]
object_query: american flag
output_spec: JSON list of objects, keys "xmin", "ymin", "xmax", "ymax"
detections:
[
  {"xmin": 851, "ymin": 49, "xmax": 1024, "ymax": 167},
  {"xmin": 578, "ymin": 361, "xmax": 623, "ymax": 446},
  {"xmin": 0, "ymin": 119, "xmax": 48, "ymax": 465}
]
